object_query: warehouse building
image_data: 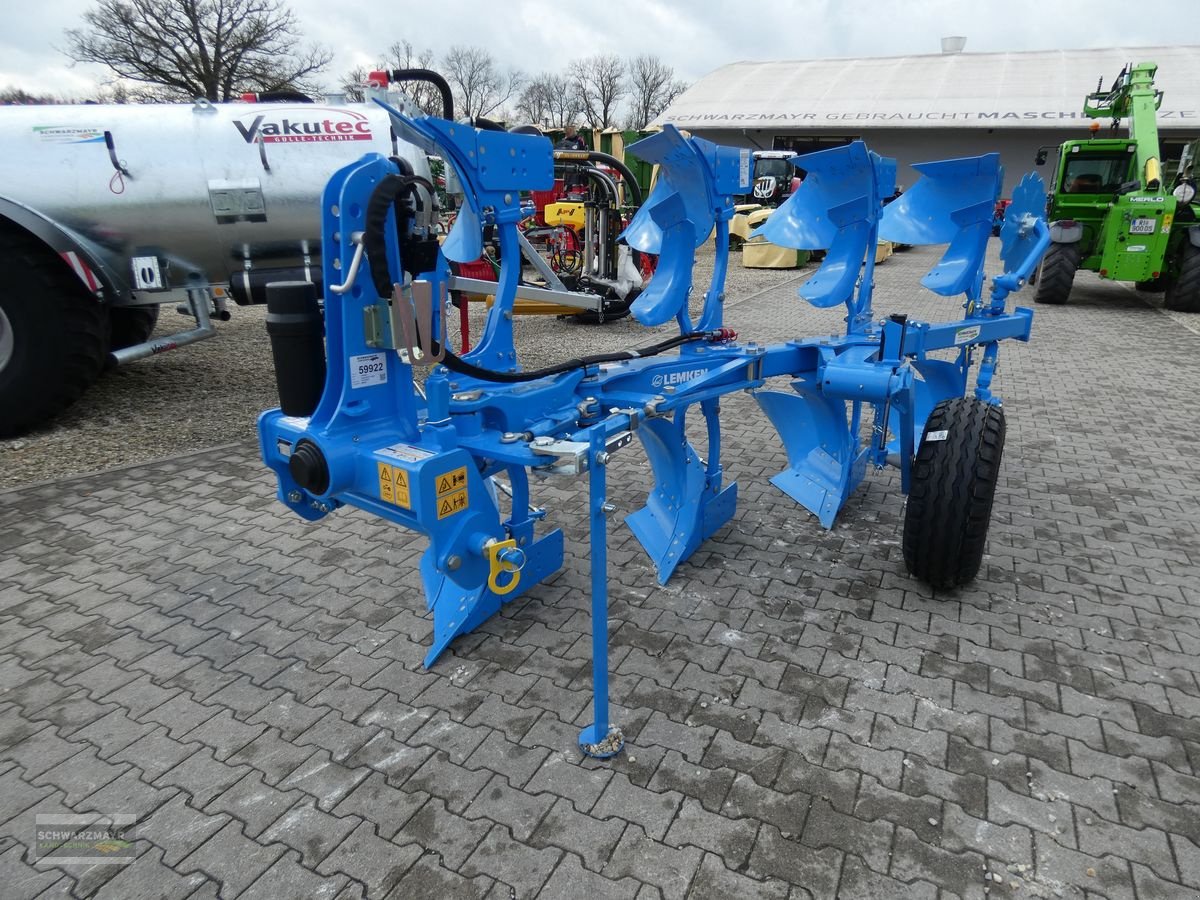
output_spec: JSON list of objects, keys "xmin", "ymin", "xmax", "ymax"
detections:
[{"xmin": 656, "ymin": 43, "xmax": 1200, "ymax": 195}]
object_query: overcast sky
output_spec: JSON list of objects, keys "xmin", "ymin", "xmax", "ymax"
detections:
[{"xmin": 0, "ymin": 0, "xmax": 1194, "ymax": 98}]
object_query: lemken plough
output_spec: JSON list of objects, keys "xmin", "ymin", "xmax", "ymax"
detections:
[{"xmin": 258, "ymin": 95, "xmax": 1049, "ymax": 758}]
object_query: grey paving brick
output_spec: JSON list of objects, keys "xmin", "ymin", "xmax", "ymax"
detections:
[
  {"xmin": 0, "ymin": 843, "xmax": 63, "ymax": 899},
  {"xmin": 139, "ymin": 792, "xmax": 230, "ymax": 866},
  {"xmin": 240, "ymin": 851, "xmax": 349, "ymax": 900},
  {"xmin": 523, "ymin": 751, "xmax": 612, "ymax": 812},
  {"xmin": 394, "ymin": 797, "xmax": 491, "ymax": 870},
  {"xmin": 109, "ymin": 727, "xmax": 200, "ymax": 781},
  {"xmin": 205, "ymin": 770, "xmax": 304, "ymax": 839},
  {"xmin": 527, "ymin": 795, "xmax": 625, "ymax": 873},
  {"xmin": 259, "ymin": 797, "xmax": 360, "ymax": 867},
  {"xmin": 317, "ymin": 819, "xmax": 421, "ymax": 895},
  {"xmin": 461, "ymin": 822, "xmax": 561, "ymax": 897},
  {"xmin": 247, "ymin": 693, "xmax": 328, "ymax": 741},
  {"xmin": 332, "ymin": 771, "xmax": 427, "ymax": 840},
  {"xmin": 603, "ymin": 823, "xmax": 702, "ymax": 900},
  {"xmin": 92, "ymin": 846, "xmax": 213, "ymax": 900},
  {"xmin": 33, "ymin": 747, "xmax": 128, "ymax": 806},
  {"xmin": 464, "ymin": 773, "xmax": 555, "ymax": 842},
  {"xmin": 182, "ymin": 708, "xmax": 266, "ymax": 761},
  {"xmin": 154, "ymin": 746, "xmax": 249, "ymax": 807},
  {"xmin": 403, "ymin": 750, "xmax": 493, "ymax": 814},
  {"xmin": 664, "ymin": 797, "xmax": 758, "ymax": 869},
  {"xmin": 276, "ymin": 749, "xmax": 369, "ymax": 811},
  {"xmin": 385, "ymin": 853, "xmax": 493, "ymax": 900},
  {"xmin": 747, "ymin": 825, "xmax": 843, "ymax": 899},
  {"xmin": 180, "ymin": 820, "xmax": 285, "ymax": 896},
  {"xmin": 592, "ymin": 772, "xmax": 683, "ymax": 841}
]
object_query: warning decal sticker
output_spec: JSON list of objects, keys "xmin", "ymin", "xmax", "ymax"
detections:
[
  {"xmin": 376, "ymin": 462, "xmax": 412, "ymax": 509},
  {"xmin": 437, "ymin": 489, "xmax": 468, "ymax": 519}
]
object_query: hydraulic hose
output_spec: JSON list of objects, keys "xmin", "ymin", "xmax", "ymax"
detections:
[
  {"xmin": 389, "ymin": 69, "xmax": 454, "ymax": 120},
  {"xmin": 362, "ymin": 178, "xmax": 732, "ymax": 384},
  {"xmin": 554, "ymin": 150, "xmax": 643, "ymax": 208}
]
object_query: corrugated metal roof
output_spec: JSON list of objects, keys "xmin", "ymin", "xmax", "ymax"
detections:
[{"xmin": 657, "ymin": 46, "xmax": 1200, "ymax": 130}]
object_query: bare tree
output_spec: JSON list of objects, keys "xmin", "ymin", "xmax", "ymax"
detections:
[
  {"xmin": 626, "ymin": 55, "xmax": 688, "ymax": 129},
  {"xmin": 382, "ymin": 41, "xmax": 444, "ymax": 115},
  {"xmin": 64, "ymin": 0, "xmax": 332, "ymax": 102},
  {"xmin": 339, "ymin": 66, "xmax": 369, "ymax": 103},
  {"xmin": 441, "ymin": 45, "xmax": 523, "ymax": 122},
  {"xmin": 0, "ymin": 87, "xmax": 62, "ymax": 105},
  {"xmin": 517, "ymin": 72, "xmax": 579, "ymax": 128},
  {"xmin": 571, "ymin": 54, "xmax": 626, "ymax": 129}
]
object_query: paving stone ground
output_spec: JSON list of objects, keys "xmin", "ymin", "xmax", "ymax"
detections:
[{"xmin": 1, "ymin": 244, "xmax": 1199, "ymax": 899}]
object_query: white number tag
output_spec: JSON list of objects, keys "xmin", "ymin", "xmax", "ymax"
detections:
[{"xmin": 349, "ymin": 353, "xmax": 387, "ymax": 388}]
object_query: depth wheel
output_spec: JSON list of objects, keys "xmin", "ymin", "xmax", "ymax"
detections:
[
  {"xmin": 903, "ymin": 397, "xmax": 1006, "ymax": 590},
  {"xmin": 1033, "ymin": 242, "xmax": 1079, "ymax": 305}
]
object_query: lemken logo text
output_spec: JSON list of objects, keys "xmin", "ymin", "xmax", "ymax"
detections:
[
  {"xmin": 234, "ymin": 108, "xmax": 373, "ymax": 144},
  {"xmin": 651, "ymin": 368, "xmax": 706, "ymax": 388}
]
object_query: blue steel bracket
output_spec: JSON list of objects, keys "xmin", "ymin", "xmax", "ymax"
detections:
[{"xmin": 258, "ymin": 119, "xmax": 1049, "ymax": 762}]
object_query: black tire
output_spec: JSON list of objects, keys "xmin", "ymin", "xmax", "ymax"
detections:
[
  {"xmin": 903, "ymin": 397, "xmax": 1006, "ymax": 590},
  {"xmin": 0, "ymin": 224, "xmax": 111, "ymax": 436},
  {"xmin": 1033, "ymin": 242, "xmax": 1079, "ymax": 305},
  {"xmin": 108, "ymin": 304, "xmax": 160, "ymax": 350},
  {"xmin": 1164, "ymin": 243, "xmax": 1200, "ymax": 312}
]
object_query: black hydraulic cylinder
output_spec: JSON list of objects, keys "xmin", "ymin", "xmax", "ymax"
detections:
[{"xmin": 265, "ymin": 280, "xmax": 326, "ymax": 417}]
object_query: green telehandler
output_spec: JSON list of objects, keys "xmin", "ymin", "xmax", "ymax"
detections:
[{"xmin": 1033, "ymin": 62, "xmax": 1200, "ymax": 311}]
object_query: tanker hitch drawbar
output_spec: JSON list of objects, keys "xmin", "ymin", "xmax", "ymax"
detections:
[{"xmin": 259, "ymin": 107, "xmax": 1049, "ymax": 759}]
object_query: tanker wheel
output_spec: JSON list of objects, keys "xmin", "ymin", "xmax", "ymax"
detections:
[
  {"xmin": 0, "ymin": 223, "xmax": 111, "ymax": 436},
  {"xmin": 1164, "ymin": 243, "xmax": 1200, "ymax": 312},
  {"xmin": 903, "ymin": 397, "xmax": 1006, "ymax": 590},
  {"xmin": 109, "ymin": 304, "xmax": 160, "ymax": 350},
  {"xmin": 1033, "ymin": 242, "xmax": 1079, "ymax": 305}
]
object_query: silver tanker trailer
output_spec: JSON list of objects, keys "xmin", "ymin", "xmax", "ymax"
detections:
[{"xmin": 0, "ymin": 84, "xmax": 435, "ymax": 435}]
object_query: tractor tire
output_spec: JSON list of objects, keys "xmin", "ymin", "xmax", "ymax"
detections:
[
  {"xmin": 1033, "ymin": 242, "xmax": 1079, "ymax": 305},
  {"xmin": 903, "ymin": 397, "xmax": 1006, "ymax": 591},
  {"xmin": 0, "ymin": 224, "xmax": 111, "ymax": 436},
  {"xmin": 109, "ymin": 304, "xmax": 160, "ymax": 350},
  {"xmin": 1164, "ymin": 243, "xmax": 1200, "ymax": 312}
]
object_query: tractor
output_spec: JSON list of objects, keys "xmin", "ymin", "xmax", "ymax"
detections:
[{"xmin": 1033, "ymin": 61, "xmax": 1200, "ymax": 311}]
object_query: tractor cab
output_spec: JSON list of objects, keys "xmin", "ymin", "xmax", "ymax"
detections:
[
  {"xmin": 1044, "ymin": 137, "xmax": 1175, "ymax": 282},
  {"xmin": 748, "ymin": 151, "xmax": 802, "ymax": 206}
]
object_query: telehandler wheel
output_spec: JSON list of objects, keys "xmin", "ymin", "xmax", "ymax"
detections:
[
  {"xmin": 1164, "ymin": 243, "xmax": 1200, "ymax": 312},
  {"xmin": 0, "ymin": 223, "xmax": 110, "ymax": 436},
  {"xmin": 109, "ymin": 304, "xmax": 160, "ymax": 350},
  {"xmin": 1033, "ymin": 242, "xmax": 1079, "ymax": 305},
  {"xmin": 903, "ymin": 397, "xmax": 1006, "ymax": 591}
]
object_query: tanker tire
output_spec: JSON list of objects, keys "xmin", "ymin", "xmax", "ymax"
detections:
[
  {"xmin": 1164, "ymin": 243, "xmax": 1200, "ymax": 312},
  {"xmin": 108, "ymin": 304, "xmax": 160, "ymax": 350},
  {"xmin": 0, "ymin": 224, "xmax": 111, "ymax": 436},
  {"xmin": 903, "ymin": 397, "xmax": 1006, "ymax": 591},
  {"xmin": 1033, "ymin": 242, "xmax": 1079, "ymax": 305}
]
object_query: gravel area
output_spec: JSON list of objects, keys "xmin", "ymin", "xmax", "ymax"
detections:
[{"xmin": 0, "ymin": 243, "xmax": 807, "ymax": 490}]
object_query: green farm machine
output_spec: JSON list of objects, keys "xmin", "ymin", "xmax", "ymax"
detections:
[{"xmin": 1034, "ymin": 62, "xmax": 1200, "ymax": 311}]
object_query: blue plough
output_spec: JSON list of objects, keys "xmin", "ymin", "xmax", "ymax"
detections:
[{"xmin": 258, "ymin": 106, "xmax": 1049, "ymax": 758}]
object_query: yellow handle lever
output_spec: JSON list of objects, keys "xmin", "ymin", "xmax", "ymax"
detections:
[{"xmin": 485, "ymin": 538, "xmax": 523, "ymax": 596}]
